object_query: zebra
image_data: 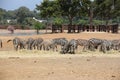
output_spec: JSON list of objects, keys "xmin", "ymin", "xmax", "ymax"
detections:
[
  {"xmin": 40, "ymin": 39, "xmax": 58, "ymax": 51},
  {"xmin": 52, "ymin": 38, "xmax": 68, "ymax": 50},
  {"xmin": 61, "ymin": 39, "xmax": 77, "ymax": 54},
  {"xmin": 99, "ymin": 39, "xmax": 112, "ymax": 53},
  {"xmin": 7, "ymin": 37, "xmax": 26, "ymax": 50},
  {"xmin": 26, "ymin": 38, "xmax": 35, "ymax": 50},
  {"xmin": 88, "ymin": 38, "xmax": 103, "ymax": 51},
  {"xmin": 32, "ymin": 38, "xmax": 43, "ymax": 50},
  {"xmin": 76, "ymin": 39, "xmax": 89, "ymax": 51},
  {"xmin": 111, "ymin": 39, "xmax": 120, "ymax": 50}
]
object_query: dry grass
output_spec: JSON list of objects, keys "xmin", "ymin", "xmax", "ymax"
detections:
[{"xmin": 0, "ymin": 49, "xmax": 119, "ymax": 58}]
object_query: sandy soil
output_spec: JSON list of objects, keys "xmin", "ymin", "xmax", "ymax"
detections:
[
  {"xmin": 0, "ymin": 30, "xmax": 120, "ymax": 80},
  {"xmin": 0, "ymin": 52, "xmax": 120, "ymax": 80}
]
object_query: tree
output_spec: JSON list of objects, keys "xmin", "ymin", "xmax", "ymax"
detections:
[
  {"xmin": 0, "ymin": 8, "xmax": 6, "ymax": 19},
  {"xmin": 23, "ymin": 17, "xmax": 35, "ymax": 26},
  {"xmin": 37, "ymin": 0, "xmax": 85, "ymax": 33},
  {"xmin": 36, "ymin": 0, "xmax": 59, "ymax": 19},
  {"xmin": 6, "ymin": 10, "xmax": 16, "ymax": 19},
  {"xmin": 0, "ymin": 8, "xmax": 6, "ymax": 24},
  {"xmin": 34, "ymin": 21, "xmax": 45, "ymax": 34},
  {"xmin": 53, "ymin": 17, "xmax": 63, "ymax": 27},
  {"xmin": 94, "ymin": 0, "xmax": 119, "ymax": 25},
  {"xmin": 15, "ymin": 6, "xmax": 31, "ymax": 24},
  {"xmin": 58, "ymin": 0, "xmax": 83, "ymax": 25}
]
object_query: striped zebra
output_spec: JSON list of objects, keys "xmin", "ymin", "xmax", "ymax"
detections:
[
  {"xmin": 88, "ymin": 38, "xmax": 103, "ymax": 51},
  {"xmin": 76, "ymin": 39, "xmax": 89, "ymax": 51},
  {"xmin": 99, "ymin": 39, "xmax": 112, "ymax": 53}
]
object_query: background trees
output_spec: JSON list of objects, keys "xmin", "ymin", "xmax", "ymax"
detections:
[
  {"xmin": 34, "ymin": 21, "xmax": 45, "ymax": 34},
  {"xmin": 0, "ymin": 8, "xmax": 7, "ymax": 24},
  {"xmin": 36, "ymin": 0, "xmax": 120, "ymax": 26},
  {"xmin": 58, "ymin": 0, "xmax": 82, "ymax": 25},
  {"xmin": 0, "ymin": 0, "xmax": 120, "ymax": 30},
  {"xmin": 15, "ymin": 7, "xmax": 32, "ymax": 24},
  {"xmin": 94, "ymin": 0, "xmax": 120, "ymax": 25},
  {"xmin": 36, "ymin": 0, "xmax": 59, "ymax": 19},
  {"xmin": 36, "ymin": 0, "xmax": 85, "ymax": 25},
  {"xmin": 0, "ymin": 6, "xmax": 40, "ymax": 29}
]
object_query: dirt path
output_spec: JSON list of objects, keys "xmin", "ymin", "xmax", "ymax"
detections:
[{"xmin": 0, "ymin": 53, "xmax": 120, "ymax": 80}]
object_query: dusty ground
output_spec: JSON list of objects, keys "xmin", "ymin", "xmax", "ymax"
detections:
[
  {"xmin": 0, "ymin": 29, "xmax": 120, "ymax": 80},
  {"xmin": 0, "ymin": 52, "xmax": 120, "ymax": 80}
]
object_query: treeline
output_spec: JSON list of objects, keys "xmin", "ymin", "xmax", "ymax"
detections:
[
  {"xmin": 0, "ymin": 0, "xmax": 120, "ymax": 30},
  {"xmin": 0, "ymin": 6, "xmax": 41, "ymax": 29},
  {"xmin": 36, "ymin": 0, "xmax": 120, "ymax": 25}
]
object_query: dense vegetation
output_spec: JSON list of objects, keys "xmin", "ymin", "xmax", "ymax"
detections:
[
  {"xmin": 36, "ymin": 0, "xmax": 120, "ymax": 25},
  {"xmin": 0, "ymin": 0, "xmax": 120, "ymax": 29}
]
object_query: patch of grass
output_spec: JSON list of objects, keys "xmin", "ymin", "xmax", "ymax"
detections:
[
  {"xmin": 76, "ymin": 50, "xmax": 120, "ymax": 54},
  {"xmin": 17, "ymin": 49, "xmax": 59, "ymax": 54}
]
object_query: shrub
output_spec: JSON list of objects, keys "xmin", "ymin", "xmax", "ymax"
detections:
[
  {"xmin": 53, "ymin": 17, "xmax": 63, "ymax": 27},
  {"xmin": 34, "ymin": 21, "xmax": 45, "ymax": 34}
]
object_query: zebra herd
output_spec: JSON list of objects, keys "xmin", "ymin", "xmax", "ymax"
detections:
[{"xmin": 0, "ymin": 37, "xmax": 120, "ymax": 53}]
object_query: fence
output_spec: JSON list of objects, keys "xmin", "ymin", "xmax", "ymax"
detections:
[{"xmin": 50, "ymin": 24, "xmax": 119, "ymax": 33}]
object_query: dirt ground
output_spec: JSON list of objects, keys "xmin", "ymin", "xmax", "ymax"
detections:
[
  {"xmin": 0, "ymin": 53, "xmax": 120, "ymax": 80},
  {"xmin": 0, "ymin": 30, "xmax": 120, "ymax": 80}
]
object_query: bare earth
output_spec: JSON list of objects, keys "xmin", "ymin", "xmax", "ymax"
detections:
[{"xmin": 0, "ymin": 30, "xmax": 120, "ymax": 80}]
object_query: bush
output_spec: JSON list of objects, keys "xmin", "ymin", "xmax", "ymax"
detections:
[
  {"xmin": 34, "ymin": 21, "xmax": 45, "ymax": 34},
  {"xmin": 93, "ymin": 20, "xmax": 105, "ymax": 25},
  {"xmin": 77, "ymin": 19, "xmax": 89, "ymax": 25},
  {"xmin": 53, "ymin": 17, "xmax": 63, "ymax": 27}
]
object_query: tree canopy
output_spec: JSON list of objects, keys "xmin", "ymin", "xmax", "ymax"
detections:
[
  {"xmin": 36, "ymin": 0, "xmax": 120, "ymax": 25},
  {"xmin": 0, "ymin": 0, "xmax": 120, "ymax": 27},
  {"xmin": 94, "ymin": 0, "xmax": 120, "ymax": 24}
]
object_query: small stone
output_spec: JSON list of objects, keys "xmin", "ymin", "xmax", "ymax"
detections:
[
  {"xmin": 51, "ymin": 72, "xmax": 54, "ymax": 74},
  {"xmin": 86, "ymin": 59, "xmax": 90, "ymax": 61},
  {"xmin": 69, "ymin": 57, "xmax": 71, "ymax": 60},
  {"xmin": 28, "ymin": 76, "xmax": 31, "ymax": 78},
  {"xmin": 111, "ymin": 75, "xmax": 116, "ymax": 78},
  {"xmin": 34, "ymin": 61, "xmax": 37, "ymax": 63}
]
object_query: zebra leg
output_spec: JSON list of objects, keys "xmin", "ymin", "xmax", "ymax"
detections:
[{"xmin": 14, "ymin": 45, "xmax": 18, "ymax": 51}]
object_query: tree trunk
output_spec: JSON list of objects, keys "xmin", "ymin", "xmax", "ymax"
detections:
[
  {"xmin": 89, "ymin": 6, "xmax": 93, "ymax": 32},
  {"xmin": 36, "ymin": 29, "xmax": 39, "ymax": 34},
  {"xmin": 105, "ymin": 18, "xmax": 109, "ymax": 25},
  {"xmin": 68, "ymin": 16, "xmax": 73, "ymax": 33}
]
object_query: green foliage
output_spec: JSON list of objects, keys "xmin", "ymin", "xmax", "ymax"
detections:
[
  {"xmin": 37, "ymin": 0, "xmax": 89, "ymax": 25},
  {"xmin": 58, "ymin": 0, "xmax": 83, "ymax": 24},
  {"xmin": 15, "ymin": 6, "xmax": 31, "ymax": 24},
  {"xmin": 34, "ymin": 21, "xmax": 45, "ymax": 30},
  {"xmin": 6, "ymin": 10, "xmax": 16, "ymax": 19},
  {"xmin": 93, "ymin": 20, "xmax": 105, "ymax": 25},
  {"xmin": 9, "ymin": 20, "xmax": 17, "ymax": 25},
  {"xmin": 1, "ymin": 0, "xmax": 120, "ymax": 27},
  {"xmin": 94, "ymin": 0, "xmax": 120, "ymax": 24},
  {"xmin": 0, "ymin": 8, "xmax": 6, "ymax": 21},
  {"xmin": 77, "ymin": 19, "xmax": 89, "ymax": 25},
  {"xmin": 0, "ymin": 19, "xmax": 8, "ymax": 25},
  {"xmin": 53, "ymin": 17, "xmax": 63, "ymax": 27},
  {"xmin": 23, "ymin": 17, "xmax": 35, "ymax": 26},
  {"xmin": 34, "ymin": 21, "xmax": 45, "ymax": 34},
  {"xmin": 36, "ymin": 0, "xmax": 59, "ymax": 18}
]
